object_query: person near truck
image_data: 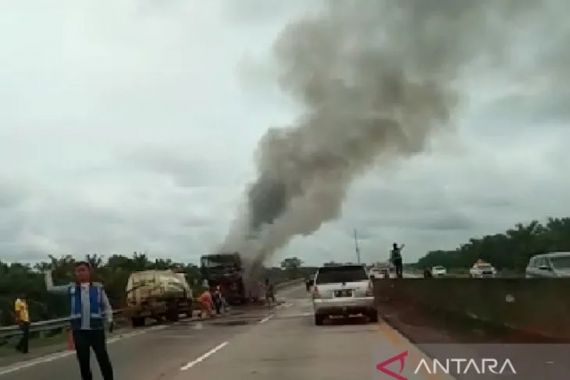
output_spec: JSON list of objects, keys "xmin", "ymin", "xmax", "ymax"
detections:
[
  {"xmin": 45, "ymin": 262, "xmax": 115, "ymax": 380},
  {"xmin": 14, "ymin": 293, "xmax": 30, "ymax": 354},
  {"xmin": 265, "ymin": 278, "xmax": 276, "ymax": 306},
  {"xmin": 390, "ymin": 243, "xmax": 405, "ymax": 279},
  {"xmin": 212, "ymin": 286, "xmax": 224, "ymax": 315},
  {"xmin": 198, "ymin": 288, "xmax": 214, "ymax": 319}
]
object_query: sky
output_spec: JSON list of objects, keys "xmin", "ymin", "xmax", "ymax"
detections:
[{"xmin": 1, "ymin": 0, "xmax": 569, "ymax": 266}]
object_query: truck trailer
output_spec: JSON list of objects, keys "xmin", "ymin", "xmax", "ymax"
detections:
[{"xmin": 125, "ymin": 270, "xmax": 193, "ymax": 327}]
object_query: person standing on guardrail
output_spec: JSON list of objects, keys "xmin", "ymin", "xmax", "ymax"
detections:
[
  {"xmin": 45, "ymin": 261, "xmax": 115, "ymax": 380},
  {"xmin": 14, "ymin": 293, "xmax": 30, "ymax": 354},
  {"xmin": 390, "ymin": 243, "xmax": 405, "ymax": 279}
]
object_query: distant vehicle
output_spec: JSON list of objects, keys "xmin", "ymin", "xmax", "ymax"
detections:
[
  {"xmin": 369, "ymin": 268, "xmax": 383, "ymax": 279},
  {"xmin": 431, "ymin": 266, "xmax": 447, "ymax": 277},
  {"xmin": 370, "ymin": 262, "xmax": 391, "ymax": 279},
  {"xmin": 526, "ymin": 252, "xmax": 570, "ymax": 278},
  {"xmin": 200, "ymin": 253, "xmax": 246, "ymax": 305},
  {"xmin": 125, "ymin": 270, "xmax": 193, "ymax": 327},
  {"xmin": 469, "ymin": 260, "xmax": 496, "ymax": 278},
  {"xmin": 312, "ymin": 264, "xmax": 377, "ymax": 325}
]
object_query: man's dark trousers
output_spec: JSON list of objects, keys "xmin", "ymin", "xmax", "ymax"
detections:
[
  {"xmin": 394, "ymin": 258, "xmax": 403, "ymax": 278},
  {"xmin": 16, "ymin": 322, "xmax": 29, "ymax": 353},
  {"xmin": 72, "ymin": 330, "xmax": 114, "ymax": 380}
]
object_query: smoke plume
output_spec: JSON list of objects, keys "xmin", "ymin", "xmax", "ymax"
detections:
[{"xmin": 221, "ymin": 0, "xmax": 554, "ymax": 263}]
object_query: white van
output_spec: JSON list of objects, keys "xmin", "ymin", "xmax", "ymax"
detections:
[{"xmin": 526, "ymin": 252, "xmax": 570, "ymax": 278}]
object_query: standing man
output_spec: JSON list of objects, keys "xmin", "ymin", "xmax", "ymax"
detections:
[
  {"xmin": 264, "ymin": 278, "xmax": 276, "ymax": 307},
  {"xmin": 14, "ymin": 293, "xmax": 30, "ymax": 354},
  {"xmin": 212, "ymin": 286, "xmax": 223, "ymax": 315},
  {"xmin": 45, "ymin": 262, "xmax": 114, "ymax": 380},
  {"xmin": 390, "ymin": 243, "xmax": 405, "ymax": 279}
]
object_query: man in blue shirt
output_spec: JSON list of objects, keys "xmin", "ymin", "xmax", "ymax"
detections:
[{"xmin": 45, "ymin": 261, "xmax": 114, "ymax": 380}]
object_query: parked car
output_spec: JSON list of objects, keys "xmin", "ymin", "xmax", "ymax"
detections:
[
  {"xmin": 469, "ymin": 260, "xmax": 496, "ymax": 278},
  {"xmin": 312, "ymin": 264, "xmax": 377, "ymax": 325},
  {"xmin": 526, "ymin": 252, "xmax": 570, "ymax": 278},
  {"xmin": 431, "ymin": 266, "xmax": 447, "ymax": 277}
]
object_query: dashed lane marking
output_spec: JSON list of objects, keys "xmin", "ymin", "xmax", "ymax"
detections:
[
  {"xmin": 258, "ymin": 315, "xmax": 274, "ymax": 324},
  {"xmin": 180, "ymin": 341, "xmax": 229, "ymax": 371}
]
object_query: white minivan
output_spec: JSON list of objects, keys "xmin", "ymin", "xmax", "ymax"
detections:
[
  {"xmin": 526, "ymin": 252, "xmax": 570, "ymax": 278},
  {"xmin": 312, "ymin": 264, "xmax": 377, "ymax": 325}
]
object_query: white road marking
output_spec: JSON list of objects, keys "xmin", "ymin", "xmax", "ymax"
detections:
[
  {"xmin": 0, "ymin": 324, "xmax": 169, "ymax": 377},
  {"xmin": 180, "ymin": 341, "xmax": 229, "ymax": 371},
  {"xmin": 0, "ymin": 352, "xmax": 73, "ymax": 376},
  {"xmin": 258, "ymin": 315, "xmax": 273, "ymax": 324}
]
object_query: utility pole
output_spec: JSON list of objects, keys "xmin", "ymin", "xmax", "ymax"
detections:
[{"xmin": 354, "ymin": 229, "xmax": 361, "ymax": 264}]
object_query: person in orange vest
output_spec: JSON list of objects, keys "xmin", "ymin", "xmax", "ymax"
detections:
[
  {"xmin": 198, "ymin": 288, "xmax": 214, "ymax": 319},
  {"xmin": 14, "ymin": 293, "xmax": 30, "ymax": 354}
]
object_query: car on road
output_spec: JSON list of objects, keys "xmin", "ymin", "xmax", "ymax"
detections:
[
  {"xmin": 525, "ymin": 252, "xmax": 570, "ymax": 278},
  {"xmin": 469, "ymin": 260, "xmax": 497, "ymax": 278},
  {"xmin": 312, "ymin": 264, "xmax": 377, "ymax": 325},
  {"xmin": 431, "ymin": 266, "xmax": 447, "ymax": 277},
  {"xmin": 369, "ymin": 267, "xmax": 389, "ymax": 279}
]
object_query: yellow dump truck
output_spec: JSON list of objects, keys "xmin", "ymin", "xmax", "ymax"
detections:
[{"xmin": 125, "ymin": 270, "xmax": 193, "ymax": 327}]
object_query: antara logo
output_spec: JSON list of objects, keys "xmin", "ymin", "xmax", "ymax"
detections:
[
  {"xmin": 375, "ymin": 351, "xmax": 517, "ymax": 379},
  {"xmin": 414, "ymin": 358, "xmax": 517, "ymax": 375}
]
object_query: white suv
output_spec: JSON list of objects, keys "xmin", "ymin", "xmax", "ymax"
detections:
[
  {"xmin": 526, "ymin": 252, "xmax": 570, "ymax": 278},
  {"xmin": 312, "ymin": 264, "xmax": 377, "ymax": 325}
]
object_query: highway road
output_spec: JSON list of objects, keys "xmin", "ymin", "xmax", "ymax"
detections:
[{"xmin": 0, "ymin": 283, "xmax": 440, "ymax": 380}]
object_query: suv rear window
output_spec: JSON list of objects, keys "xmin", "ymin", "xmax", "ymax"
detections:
[
  {"xmin": 550, "ymin": 256, "xmax": 570, "ymax": 269},
  {"xmin": 315, "ymin": 265, "xmax": 368, "ymax": 284}
]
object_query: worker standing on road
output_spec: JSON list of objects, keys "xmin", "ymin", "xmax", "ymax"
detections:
[
  {"xmin": 265, "ymin": 278, "xmax": 276, "ymax": 307},
  {"xmin": 212, "ymin": 286, "xmax": 223, "ymax": 315},
  {"xmin": 390, "ymin": 243, "xmax": 405, "ymax": 279},
  {"xmin": 198, "ymin": 288, "xmax": 214, "ymax": 319},
  {"xmin": 14, "ymin": 293, "xmax": 30, "ymax": 354},
  {"xmin": 45, "ymin": 262, "xmax": 115, "ymax": 380}
]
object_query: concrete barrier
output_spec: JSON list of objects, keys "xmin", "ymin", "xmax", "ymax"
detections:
[{"xmin": 373, "ymin": 278, "xmax": 570, "ymax": 341}]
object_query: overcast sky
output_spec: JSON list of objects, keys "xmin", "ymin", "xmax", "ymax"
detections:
[{"xmin": 1, "ymin": 0, "xmax": 569, "ymax": 266}]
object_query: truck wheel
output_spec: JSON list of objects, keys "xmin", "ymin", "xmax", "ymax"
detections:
[
  {"xmin": 368, "ymin": 310, "xmax": 379, "ymax": 323},
  {"xmin": 166, "ymin": 307, "xmax": 179, "ymax": 322},
  {"xmin": 314, "ymin": 313, "xmax": 325, "ymax": 326},
  {"xmin": 131, "ymin": 317, "xmax": 145, "ymax": 328}
]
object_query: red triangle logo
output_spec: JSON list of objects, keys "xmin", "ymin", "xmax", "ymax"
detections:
[{"xmin": 376, "ymin": 351, "xmax": 408, "ymax": 380}]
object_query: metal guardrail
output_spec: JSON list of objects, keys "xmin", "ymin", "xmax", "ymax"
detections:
[{"xmin": 0, "ymin": 310, "xmax": 124, "ymax": 340}]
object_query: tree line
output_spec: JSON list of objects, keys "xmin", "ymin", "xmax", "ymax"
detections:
[{"xmin": 417, "ymin": 217, "xmax": 570, "ymax": 271}]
